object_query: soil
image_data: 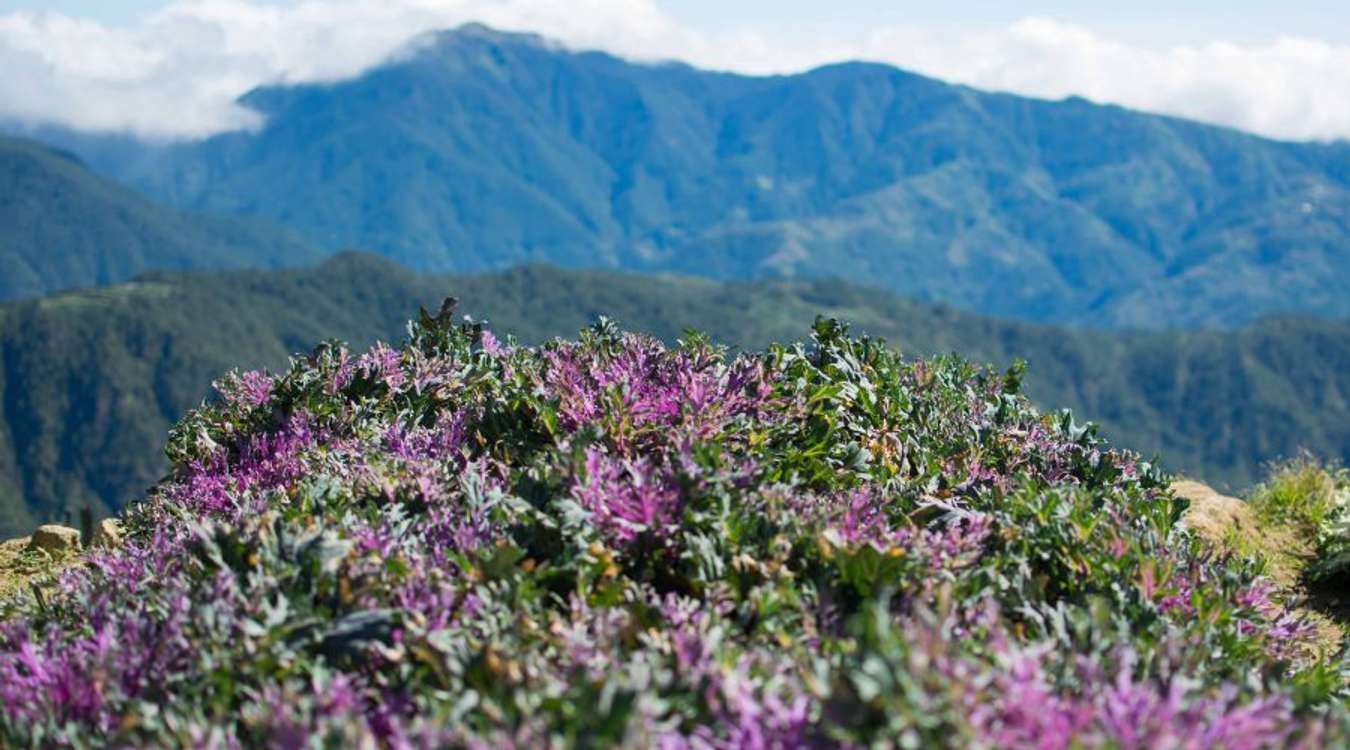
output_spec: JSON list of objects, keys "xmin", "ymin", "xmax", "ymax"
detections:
[{"xmin": 1173, "ymin": 479, "xmax": 1347, "ymax": 659}]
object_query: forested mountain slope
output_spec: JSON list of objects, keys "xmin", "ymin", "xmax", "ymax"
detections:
[
  {"xmin": 2, "ymin": 253, "xmax": 1346, "ymax": 536},
  {"xmin": 0, "ymin": 136, "xmax": 320, "ymax": 301},
  {"xmin": 52, "ymin": 23, "xmax": 1350, "ymax": 328}
]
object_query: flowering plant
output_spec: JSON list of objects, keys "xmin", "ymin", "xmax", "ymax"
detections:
[{"xmin": 1, "ymin": 307, "xmax": 1344, "ymax": 747}]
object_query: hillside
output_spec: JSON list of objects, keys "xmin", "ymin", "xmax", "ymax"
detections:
[
  {"xmin": 2, "ymin": 253, "xmax": 1347, "ymax": 537},
  {"xmin": 51, "ymin": 23, "xmax": 1350, "ymax": 328},
  {"xmin": 0, "ymin": 136, "xmax": 321, "ymax": 300},
  {"xmin": 1, "ymin": 312, "xmax": 1344, "ymax": 745}
]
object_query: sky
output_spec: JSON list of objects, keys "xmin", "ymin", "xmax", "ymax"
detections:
[{"xmin": 1, "ymin": 0, "xmax": 1348, "ymax": 141}]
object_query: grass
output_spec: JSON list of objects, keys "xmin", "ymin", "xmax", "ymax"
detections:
[
  {"xmin": 1180, "ymin": 459, "xmax": 1350, "ymax": 659},
  {"xmin": 0, "ymin": 536, "xmax": 75, "ymax": 608},
  {"xmin": 1248, "ymin": 458, "xmax": 1347, "ymax": 536}
]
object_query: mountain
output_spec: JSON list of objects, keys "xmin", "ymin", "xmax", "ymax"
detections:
[
  {"xmin": 0, "ymin": 135, "xmax": 321, "ymax": 300},
  {"xmin": 3, "ymin": 252, "xmax": 1347, "ymax": 537},
  {"xmin": 49, "ymin": 23, "xmax": 1350, "ymax": 328}
]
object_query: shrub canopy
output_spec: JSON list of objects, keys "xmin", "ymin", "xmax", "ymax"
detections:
[{"xmin": 1, "ymin": 308, "xmax": 1345, "ymax": 747}]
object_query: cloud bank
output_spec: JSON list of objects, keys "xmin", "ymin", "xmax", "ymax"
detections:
[{"xmin": 2, "ymin": 0, "xmax": 1349, "ymax": 142}]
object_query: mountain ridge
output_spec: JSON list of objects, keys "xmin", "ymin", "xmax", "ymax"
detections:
[
  {"xmin": 0, "ymin": 135, "xmax": 323, "ymax": 301},
  {"xmin": 34, "ymin": 23, "xmax": 1348, "ymax": 328}
]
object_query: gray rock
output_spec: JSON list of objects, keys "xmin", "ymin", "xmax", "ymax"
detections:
[
  {"xmin": 27, "ymin": 524, "xmax": 82, "ymax": 556},
  {"xmin": 91, "ymin": 519, "xmax": 123, "ymax": 549}
]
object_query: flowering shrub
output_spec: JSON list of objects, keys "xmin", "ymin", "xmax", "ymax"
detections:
[{"xmin": 1, "ymin": 307, "xmax": 1346, "ymax": 747}]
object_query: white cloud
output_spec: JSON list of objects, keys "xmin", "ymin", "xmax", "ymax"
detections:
[
  {"xmin": 2, "ymin": 1, "xmax": 1349, "ymax": 141},
  {"xmin": 855, "ymin": 18, "xmax": 1350, "ymax": 143}
]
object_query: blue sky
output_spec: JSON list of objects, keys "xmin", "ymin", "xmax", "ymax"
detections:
[
  {"xmin": 680, "ymin": 0, "xmax": 1350, "ymax": 45},
  {"xmin": 7, "ymin": 0, "xmax": 1347, "ymax": 44},
  {"xmin": 1, "ymin": 1, "xmax": 1348, "ymax": 140}
]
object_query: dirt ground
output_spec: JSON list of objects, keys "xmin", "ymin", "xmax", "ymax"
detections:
[{"xmin": 1173, "ymin": 480, "xmax": 1347, "ymax": 659}]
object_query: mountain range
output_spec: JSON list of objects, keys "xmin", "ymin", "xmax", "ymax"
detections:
[
  {"xmin": 33, "ymin": 23, "xmax": 1350, "ymax": 328},
  {"xmin": 0, "ymin": 136, "xmax": 319, "ymax": 300},
  {"xmin": 2, "ymin": 22, "xmax": 1349, "ymax": 536},
  {"xmin": 3, "ymin": 252, "xmax": 1347, "ymax": 538}
]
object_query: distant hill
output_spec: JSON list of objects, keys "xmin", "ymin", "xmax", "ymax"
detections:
[
  {"xmin": 47, "ymin": 23, "xmax": 1350, "ymax": 328},
  {"xmin": 0, "ymin": 136, "xmax": 321, "ymax": 300},
  {"xmin": 2, "ymin": 252, "xmax": 1346, "ymax": 537}
]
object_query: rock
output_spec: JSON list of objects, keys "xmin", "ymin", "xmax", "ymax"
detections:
[
  {"xmin": 1172, "ymin": 480, "xmax": 1253, "ymax": 543},
  {"xmin": 27, "ymin": 524, "xmax": 82, "ymax": 556},
  {"xmin": 91, "ymin": 518, "xmax": 123, "ymax": 549},
  {"xmin": 1172, "ymin": 478, "xmax": 1301, "ymax": 586}
]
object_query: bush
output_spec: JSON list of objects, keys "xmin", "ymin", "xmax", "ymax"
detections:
[
  {"xmin": 1310, "ymin": 477, "xmax": 1350, "ymax": 584},
  {"xmin": 0, "ymin": 310, "xmax": 1345, "ymax": 747},
  {"xmin": 1248, "ymin": 459, "xmax": 1350, "ymax": 584},
  {"xmin": 1248, "ymin": 458, "xmax": 1344, "ymax": 534}
]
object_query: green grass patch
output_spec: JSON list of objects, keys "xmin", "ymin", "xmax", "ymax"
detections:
[{"xmin": 1248, "ymin": 458, "xmax": 1346, "ymax": 535}]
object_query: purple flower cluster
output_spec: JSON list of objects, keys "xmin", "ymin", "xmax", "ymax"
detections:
[
  {"xmin": 575, "ymin": 448, "xmax": 685, "ymax": 544},
  {"xmin": 972, "ymin": 647, "xmax": 1300, "ymax": 750},
  {"xmin": 214, "ymin": 369, "xmax": 276, "ymax": 410},
  {"xmin": 0, "ymin": 317, "xmax": 1341, "ymax": 746},
  {"xmin": 542, "ymin": 334, "xmax": 774, "ymax": 450}
]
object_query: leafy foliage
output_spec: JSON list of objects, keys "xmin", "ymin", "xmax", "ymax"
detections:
[
  {"xmin": 1314, "ymin": 491, "xmax": 1350, "ymax": 583},
  {"xmin": 1249, "ymin": 461, "xmax": 1347, "ymax": 535},
  {"xmin": 0, "ymin": 313, "xmax": 1345, "ymax": 746},
  {"xmin": 1249, "ymin": 462, "xmax": 1350, "ymax": 584},
  {"xmin": 4, "ymin": 255, "xmax": 1348, "ymax": 538}
]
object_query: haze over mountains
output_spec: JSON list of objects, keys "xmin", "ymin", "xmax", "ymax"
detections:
[
  {"xmin": 0, "ymin": 137, "xmax": 319, "ymax": 300},
  {"xmin": 36, "ymin": 23, "xmax": 1350, "ymax": 328}
]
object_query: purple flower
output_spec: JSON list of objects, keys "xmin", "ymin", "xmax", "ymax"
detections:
[
  {"xmin": 357, "ymin": 342, "xmax": 406, "ymax": 391},
  {"xmin": 480, "ymin": 330, "xmax": 507, "ymax": 356},
  {"xmin": 574, "ymin": 448, "xmax": 685, "ymax": 544},
  {"xmin": 214, "ymin": 369, "xmax": 275, "ymax": 410}
]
